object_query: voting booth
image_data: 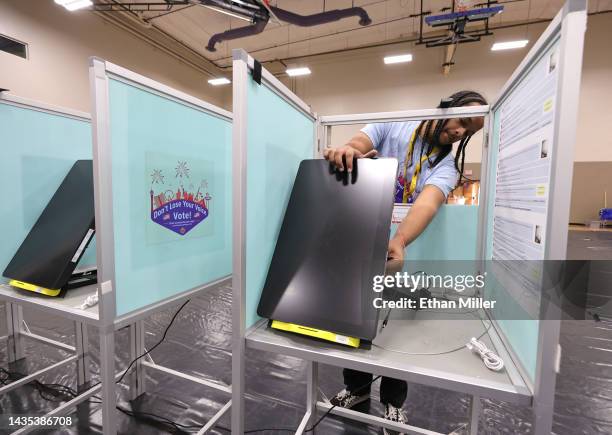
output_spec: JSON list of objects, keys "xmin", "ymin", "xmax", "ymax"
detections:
[
  {"xmin": 0, "ymin": 61, "xmax": 233, "ymax": 434},
  {"xmin": 89, "ymin": 58, "xmax": 233, "ymax": 434},
  {"xmin": 0, "ymin": 93, "xmax": 96, "ymax": 409},
  {"xmin": 231, "ymin": 1, "xmax": 587, "ymax": 434}
]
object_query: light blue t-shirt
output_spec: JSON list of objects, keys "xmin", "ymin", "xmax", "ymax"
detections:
[{"xmin": 361, "ymin": 121, "xmax": 458, "ymax": 202}]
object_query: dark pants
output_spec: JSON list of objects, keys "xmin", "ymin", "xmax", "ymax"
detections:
[{"xmin": 343, "ymin": 368, "xmax": 407, "ymax": 408}]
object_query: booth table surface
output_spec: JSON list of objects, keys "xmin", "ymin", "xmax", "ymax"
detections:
[
  {"xmin": 246, "ymin": 309, "xmax": 532, "ymax": 406},
  {"xmin": 0, "ymin": 283, "xmax": 98, "ymax": 325}
]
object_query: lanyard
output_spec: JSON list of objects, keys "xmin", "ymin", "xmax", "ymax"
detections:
[{"xmin": 401, "ymin": 129, "xmax": 437, "ymax": 203}]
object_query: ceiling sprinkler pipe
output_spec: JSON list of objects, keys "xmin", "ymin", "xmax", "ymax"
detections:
[
  {"xmin": 206, "ymin": 18, "xmax": 269, "ymax": 51},
  {"xmin": 270, "ymin": 6, "xmax": 372, "ymax": 27}
]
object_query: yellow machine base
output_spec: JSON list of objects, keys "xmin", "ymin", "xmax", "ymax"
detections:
[
  {"xmin": 271, "ymin": 320, "xmax": 360, "ymax": 348},
  {"xmin": 9, "ymin": 279, "xmax": 61, "ymax": 297}
]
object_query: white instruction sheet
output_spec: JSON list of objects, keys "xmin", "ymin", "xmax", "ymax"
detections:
[{"xmin": 492, "ymin": 41, "xmax": 560, "ymax": 260}]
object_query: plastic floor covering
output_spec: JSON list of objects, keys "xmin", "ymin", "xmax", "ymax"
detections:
[{"xmin": 0, "ymin": 229, "xmax": 611, "ymax": 435}]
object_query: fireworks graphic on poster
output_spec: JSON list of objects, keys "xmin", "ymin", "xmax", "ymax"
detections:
[
  {"xmin": 150, "ymin": 169, "xmax": 164, "ymax": 186},
  {"xmin": 175, "ymin": 161, "xmax": 190, "ymax": 180}
]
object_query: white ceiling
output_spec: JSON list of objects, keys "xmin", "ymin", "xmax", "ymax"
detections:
[{"xmin": 102, "ymin": 0, "xmax": 608, "ymax": 68}]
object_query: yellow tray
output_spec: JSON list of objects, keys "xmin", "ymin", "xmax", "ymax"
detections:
[
  {"xmin": 9, "ymin": 279, "xmax": 61, "ymax": 297},
  {"xmin": 271, "ymin": 320, "xmax": 360, "ymax": 348}
]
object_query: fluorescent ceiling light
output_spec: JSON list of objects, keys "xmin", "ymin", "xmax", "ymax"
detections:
[
  {"xmin": 201, "ymin": 5, "xmax": 252, "ymax": 22},
  {"xmin": 55, "ymin": 0, "xmax": 92, "ymax": 11},
  {"xmin": 491, "ymin": 40, "xmax": 529, "ymax": 51},
  {"xmin": 286, "ymin": 67, "xmax": 311, "ymax": 77},
  {"xmin": 384, "ymin": 54, "xmax": 413, "ymax": 64},
  {"xmin": 66, "ymin": 1, "xmax": 92, "ymax": 11},
  {"xmin": 208, "ymin": 77, "xmax": 231, "ymax": 86}
]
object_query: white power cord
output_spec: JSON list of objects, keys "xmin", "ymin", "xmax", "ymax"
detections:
[
  {"xmin": 76, "ymin": 293, "xmax": 99, "ymax": 310},
  {"xmin": 466, "ymin": 337, "xmax": 504, "ymax": 371}
]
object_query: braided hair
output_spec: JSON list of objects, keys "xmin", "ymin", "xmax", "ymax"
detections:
[{"xmin": 417, "ymin": 90, "xmax": 487, "ymax": 183}]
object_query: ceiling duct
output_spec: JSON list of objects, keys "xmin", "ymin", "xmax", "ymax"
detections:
[
  {"xmin": 269, "ymin": 5, "xmax": 372, "ymax": 27},
  {"xmin": 203, "ymin": 0, "xmax": 372, "ymax": 52},
  {"xmin": 206, "ymin": 18, "xmax": 269, "ymax": 51}
]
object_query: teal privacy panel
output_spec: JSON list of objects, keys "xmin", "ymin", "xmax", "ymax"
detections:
[
  {"xmin": 108, "ymin": 79, "xmax": 232, "ymax": 317},
  {"xmin": 390, "ymin": 205, "xmax": 479, "ymax": 290},
  {"xmin": 0, "ymin": 101, "xmax": 96, "ymax": 285},
  {"xmin": 483, "ymin": 37, "xmax": 562, "ymax": 382},
  {"xmin": 245, "ymin": 79, "xmax": 315, "ymax": 329},
  {"xmin": 391, "ymin": 205, "xmax": 479, "ymax": 261}
]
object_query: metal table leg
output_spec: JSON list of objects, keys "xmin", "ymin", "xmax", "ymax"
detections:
[
  {"xmin": 307, "ymin": 362, "xmax": 318, "ymax": 427},
  {"xmin": 6, "ymin": 303, "xmax": 25, "ymax": 363},
  {"xmin": 75, "ymin": 321, "xmax": 91, "ymax": 391},
  {"xmin": 100, "ymin": 325, "xmax": 117, "ymax": 435},
  {"xmin": 469, "ymin": 395, "xmax": 481, "ymax": 435},
  {"xmin": 296, "ymin": 362, "xmax": 319, "ymax": 435},
  {"xmin": 74, "ymin": 321, "xmax": 93, "ymax": 433},
  {"xmin": 128, "ymin": 320, "xmax": 146, "ymax": 400}
]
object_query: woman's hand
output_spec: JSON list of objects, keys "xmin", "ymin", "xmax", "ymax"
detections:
[
  {"xmin": 323, "ymin": 145, "xmax": 377, "ymax": 172},
  {"xmin": 387, "ymin": 236, "xmax": 405, "ymax": 262}
]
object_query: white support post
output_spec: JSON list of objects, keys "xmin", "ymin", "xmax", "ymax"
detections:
[
  {"xmin": 128, "ymin": 322, "xmax": 138, "ymax": 401},
  {"xmin": 306, "ymin": 361, "xmax": 319, "ymax": 427},
  {"xmin": 296, "ymin": 362, "xmax": 320, "ymax": 434},
  {"xmin": 6, "ymin": 303, "xmax": 24, "ymax": 363},
  {"xmin": 99, "ymin": 324, "xmax": 117, "ymax": 435},
  {"xmin": 98, "ymin": 280, "xmax": 117, "ymax": 435},
  {"xmin": 469, "ymin": 395, "xmax": 481, "ymax": 435},
  {"xmin": 324, "ymin": 125, "xmax": 332, "ymax": 157},
  {"xmin": 231, "ymin": 49, "xmax": 249, "ymax": 435},
  {"xmin": 534, "ymin": 2, "xmax": 586, "ymax": 434},
  {"xmin": 74, "ymin": 321, "xmax": 91, "ymax": 390},
  {"xmin": 90, "ymin": 56, "xmax": 118, "ymax": 435},
  {"xmin": 136, "ymin": 320, "xmax": 146, "ymax": 397},
  {"xmin": 128, "ymin": 320, "xmax": 147, "ymax": 400}
]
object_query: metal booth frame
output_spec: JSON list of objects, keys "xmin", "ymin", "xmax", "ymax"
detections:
[
  {"xmin": 231, "ymin": 60, "xmax": 524, "ymax": 434},
  {"xmin": 0, "ymin": 93, "xmax": 99, "ymax": 435},
  {"xmin": 0, "ymin": 62, "xmax": 234, "ymax": 434},
  {"xmin": 0, "ymin": 1, "xmax": 586, "ymax": 433},
  {"xmin": 231, "ymin": 1, "xmax": 586, "ymax": 434},
  {"xmin": 476, "ymin": 1, "xmax": 587, "ymax": 433},
  {"xmin": 90, "ymin": 58, "xmax": 234, "ymax": 435},
  {"xmin": 230, "ymin": 48, "xmax": 319, "ymax": 435}
]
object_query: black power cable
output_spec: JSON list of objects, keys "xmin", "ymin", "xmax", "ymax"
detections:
[
  {"xmin": 214, "ymin": 375, "xmax": 384, "ymax": 434},
  {"xmin": 3, "ymin": 363, "xmax": 385, "ymax": 434},
  {"xmin": 306, "ymin": 375, "xmax": 382, "ymax": 432},
  {"xmin": 116, "ymin": 299, "xmax": 191, "ymax": 385},
  {"xmin": 2, "ymin": 297, "xmax": 386, "ymax": 434},
  {"xmin": 1, "ymin": 299, "xmax": 196, "ymax": 433},
  {"xmin": 0, "ymin": 367, "xmax": 77, "ymax": 402}
]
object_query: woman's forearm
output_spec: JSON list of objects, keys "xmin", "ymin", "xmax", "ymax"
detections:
[
  {"xmin": 392, "ymin": 185, "xmax": 446, "ymax": 247},
  {"xmin": 393, "ymin": 203, "xmax": 438, "ymax": 246},
  {"xmin": 346, "ymin": 133, "xmax": 374, "ymax": 154}
]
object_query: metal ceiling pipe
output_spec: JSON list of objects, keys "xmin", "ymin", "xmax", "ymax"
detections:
[
  {"xmin": 194, "ymin": 0, "xmax": 268, "ymax": 22},
  {"xmin": 270, "ymin": 5, "xmax": 372, "ymax": 27},
  {"xmin": 204, "ymin": 2, "xmax": 372, "ymax": 52},
  {"xmin": 206, "ymin": 18, "xmax": 269, "ymax": 51}
]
